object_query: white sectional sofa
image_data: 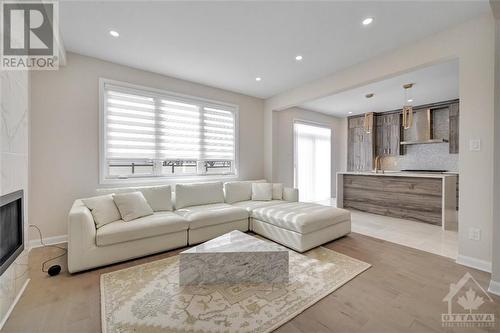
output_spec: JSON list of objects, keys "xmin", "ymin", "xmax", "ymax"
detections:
[{"xmin": 68, "ymin": 180, "xmax": 350, "ymax": 273}]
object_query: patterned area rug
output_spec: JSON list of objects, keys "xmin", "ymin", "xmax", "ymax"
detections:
[{"xmin": 100, "ymin": 242, "xmax": 370, "ymax": 333}]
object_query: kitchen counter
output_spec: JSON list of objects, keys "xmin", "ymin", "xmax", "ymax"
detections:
[
  {"xmin": 336, "ymin": 172, "xmax": 458, "ymax": 230},
  {"xmin": 338, "ymin": 171, "xmax": 458, "ymax": 179}
]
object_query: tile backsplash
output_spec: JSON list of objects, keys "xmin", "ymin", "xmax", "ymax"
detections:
[{"xmin": 382, "ymin": 142, "xmax": 458, "ymax": 171}]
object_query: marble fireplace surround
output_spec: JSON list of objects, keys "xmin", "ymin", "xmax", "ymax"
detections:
[{"xmin": 0, "ymin": 70, "xmax": 30, "ymax": 328}]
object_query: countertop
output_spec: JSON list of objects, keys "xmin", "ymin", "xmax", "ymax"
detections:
[{"xmin": 338, "ymin": 171, "xmax": 458, "ymax": 179}]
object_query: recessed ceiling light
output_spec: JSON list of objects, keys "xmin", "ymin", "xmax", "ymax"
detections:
[
  {"xmin": 255, "ymin": 77, "xmax": 262, "ymax": 82},
  {"xmin": 407, "ymin": 98, "xmax": 414, "ymax": 103},
  {"xmin": 295, "ymin": 55, "xmax": 303, "ymax": 61},
  {"xmin": 109, "ymin": 30, "xmax": 120, "ymax": 37},
  {"xmin": 362, "ymin": 17, "xmax": 374, "ymax": 26},
  {"xmin": 348, "ymin": 111, "xmax": 353, "ymax": 114}
]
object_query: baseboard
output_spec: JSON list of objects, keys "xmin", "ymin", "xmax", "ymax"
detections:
[
  {"xmin": 456, "ymin": 255, "xmax": 492, "ymax": 273},
  {"xmin": 0, "ymin": 278, "xmax": 30, "ymax": 330},
  {"xmin": 29, "ymin": 234, "xmax": 67, "ymax": 249},
  {"xmin": 488, "ymin": 280, "xmax": 500, "ymax": 296}
]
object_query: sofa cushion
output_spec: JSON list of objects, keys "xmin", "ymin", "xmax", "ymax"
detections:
[
  {"xmin": 224, "ymin": 179, "xmax": 266, "ymax": 203},
  {"xmin": 82, "ymin": 194, "xmax": 121, "ymax": 228},
  {"xmin": 113, "ymin": 191, "xmax": 154, "ymax": 222},
  {"xmin": 231, "ymin": 200, "xmax": 288, "ymax": 212},
  {"xmin": 98, "ymin": 185, "xmax": 173, "ymax": 212},
  {"xmin": 96, "ymin": 212, "xmax": 189, "ymax": 246},
  {"xmin": 139, "ymin": 186, "xmax": 173, "ymax": 211},
  {"xmin": 252, "ymin": 183, "xmax": 273, "ymax": 201},
  {"xmin": 272, "ymin": 183, "xmax": 284, "ymax": 200},
  {"xmin": 251, "ymin": 202, "xmax": 350, "ymax": 234},
  {"xmin": 175, "ymin": 182, "xmax": 224, "ymax": 209},
  {"xmin": 175, "ymin": 203, "xmax": 249, "ymax": 229}
]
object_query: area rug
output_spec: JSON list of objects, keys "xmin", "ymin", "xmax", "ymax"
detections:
[{"xmin": 100, "ymin": 243, "xmax": 371, "ymax": 333}]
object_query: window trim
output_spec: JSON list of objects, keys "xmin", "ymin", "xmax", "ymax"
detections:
[{"xmin": 98, "ymin": 78, "xmax": 240, "ymax": 185}]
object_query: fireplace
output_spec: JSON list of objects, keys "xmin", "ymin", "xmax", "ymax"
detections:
[{"xmin": 0, "ymin": 190, "xmax": 24, "ymax": 276}]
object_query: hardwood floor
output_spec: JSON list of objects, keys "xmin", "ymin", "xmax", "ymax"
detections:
[{"xmin": 3, "ymin": 233, "xmax": 499, "ymax": 333}]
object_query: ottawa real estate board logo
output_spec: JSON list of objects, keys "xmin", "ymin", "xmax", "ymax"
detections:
[
  {"xmin": 1, "ymin": 1, "xmax": 59, "ymax": 70},
  {"xmin": 442, "ymin": 272, "xmax": 495, "ymax": 328}
]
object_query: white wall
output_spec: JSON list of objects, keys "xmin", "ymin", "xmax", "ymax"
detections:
[
  {"xmin": 489, "ymin": 9, "xmax": 500, "ymax": 293},
  {"xmin": 265, "ymin": 15, "xmax": 496, "ymax": 271},
  {"xmin": 273, "ymin": 107, "xmax": 347, "ymax": 195},
  {"xmin": 30, "ymin": 52, "xmax": 265, "ymax": 239},
  {"xmin": 0, "ymin": 70, "xmax": 30, "ymax": 325}
]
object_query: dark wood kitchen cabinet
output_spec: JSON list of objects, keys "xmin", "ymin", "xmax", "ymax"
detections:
[
  {"xmin": 347, "ymin": 116, "xmax": 375, "ymax": 171},
  {"xmin": 449, "ymin": 102, "xmax": 459, "ymax": 154},
  {"xmin": 375, "ymin": 113, "xmax": 401, "ymax": 156}
]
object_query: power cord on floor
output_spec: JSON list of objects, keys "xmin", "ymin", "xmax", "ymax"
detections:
[{"xmin": 29, "ymin": 224, "xmax": 66, "ymax": 276}]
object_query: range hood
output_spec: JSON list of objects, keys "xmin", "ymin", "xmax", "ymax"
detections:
[{"xmin": 400, "ymin": 108, "xmax": 448, "ymax": 145}]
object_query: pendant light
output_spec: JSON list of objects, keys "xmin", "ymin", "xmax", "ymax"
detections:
[
  {"xmin": 364, "ymin": 93, "xmax": 375, "ymax": 133},
  {"xmin": 402, "ymin": 83, "xmax": 414, "ymax": 129}
]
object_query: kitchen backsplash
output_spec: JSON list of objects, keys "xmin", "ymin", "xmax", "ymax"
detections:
[{"xmin": 381, "ymin": 142, "xmax": 458, "ymax": 171}]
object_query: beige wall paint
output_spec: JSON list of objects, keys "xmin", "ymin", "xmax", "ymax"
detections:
[
  {"xmin": 265, "ymin": 15, "xmax": 496, "ymax": 270},
  {"xmin": 30, "ymin": 52, "xmax": 265, "ymax": 239},
  {"xmin": 273, "ymin": 107, "xmax": 347, "ymax": 195}
]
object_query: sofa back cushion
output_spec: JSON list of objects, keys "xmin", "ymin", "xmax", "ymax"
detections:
[
  {"xmin": 224, "ymin": 179, "xmax": 266, "ymax": 203},
  {"xmin": 272, "ymin": 183, "xmax": 284, "ymax": 200},
  {"xmin": 97, "ymin": 185, "xmax": 173, "ymax": 212},
  {"xmin": 175, "ymin": 182, "xmax": 224, "ymax": 209},
  {"xmin": 252, "ymin": 183, "xmax": 273, "ymax": 201}
]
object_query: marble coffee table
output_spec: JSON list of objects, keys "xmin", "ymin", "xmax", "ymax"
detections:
[{"xmin": 179, "ymin": 230, "xmax": 289, "ymax": 285}]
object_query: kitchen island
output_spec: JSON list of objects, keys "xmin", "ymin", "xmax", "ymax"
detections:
[{"xmin": 336, "ymin": 172, "xmax": 458, "ymax": 230}]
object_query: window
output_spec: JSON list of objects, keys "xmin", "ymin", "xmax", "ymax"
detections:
[{"xmin": 100, "ymin": 80, "xmax": 238, "ymax": 182}]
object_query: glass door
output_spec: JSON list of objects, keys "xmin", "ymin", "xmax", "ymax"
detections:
[{"xmin": 293, "ymin": 121, "xmax": 331, "ymax": 202}]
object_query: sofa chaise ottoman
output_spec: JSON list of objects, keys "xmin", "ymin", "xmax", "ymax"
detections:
[{"xmin": 250, "ymin": 202, "xmax": 351, "ymax": 252}]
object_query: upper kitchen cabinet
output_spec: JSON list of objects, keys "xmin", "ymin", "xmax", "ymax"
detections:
[
  {"xmin": 449, "ymin": 102, "xmax": 459, "ymax": 154},
  {"xmin": 375, "ymin": 113, "xmax": 401, "ymax": 156},
  {"xmin": 347, "ymin": 116, "xmax": 375, "ymax": 171}
]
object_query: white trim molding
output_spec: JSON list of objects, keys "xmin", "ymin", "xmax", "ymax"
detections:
[
  {"xmin": 488, "ymin": 280, "xmax": 500, "ymax": 296},
  {"xmin": 456, "ymin": 255, "xmax": 492, "ymax": 273},
  {"xmin": 29, "ymin": 234, "xmax": 67, "ymax": 249}
]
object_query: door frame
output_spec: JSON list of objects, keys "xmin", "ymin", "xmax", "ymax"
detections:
[{"xmin": 292, "ymin": 119, "xmax": 332, "ymax": 199}]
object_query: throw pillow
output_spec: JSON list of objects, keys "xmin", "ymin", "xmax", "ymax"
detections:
[
  {"xmin": 113, "ymin": 191, "xmax": 154, "ymax": 222},
  {"xmin": 272, "ymin": 183, "xmax": 284, "ymax": 200},
  {"xmin": 252, "ymin": 183, "xmax": 273, "ymax": 201},
  {"xmin": 82, "ymin": 194, "xmax": 121, "ymax": 228}
]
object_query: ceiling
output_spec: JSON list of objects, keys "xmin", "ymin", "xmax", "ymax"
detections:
[
  {"xmin": 59, "ymin": 1, "xmax": 489, "ymax": 99},
  {"xmin": 300, "ymin": 59, "xmax": 459, "ymax": 117}
]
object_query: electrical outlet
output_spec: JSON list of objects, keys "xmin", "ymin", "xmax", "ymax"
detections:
[
  {"xmin": 469, "ymin": 139, "xmax": 481, "ymax": 151},
  {"xmin": 468, "ymin": 227, "xmax": 481, "ymax": 241}
]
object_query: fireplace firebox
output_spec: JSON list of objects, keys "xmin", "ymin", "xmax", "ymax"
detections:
[{"xmin": 0, "ymin": 190, "xmax": 24, "ymax": 276}]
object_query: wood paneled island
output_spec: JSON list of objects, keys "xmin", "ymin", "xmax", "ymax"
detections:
[{"xmin": 336, "ymin": 172, "xmax": 458, "ymax": 230}]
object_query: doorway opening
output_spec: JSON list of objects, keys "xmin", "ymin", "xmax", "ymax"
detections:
[{"xmin": 293, "ymin": 121, "xmax": 331, "ymax": 202}]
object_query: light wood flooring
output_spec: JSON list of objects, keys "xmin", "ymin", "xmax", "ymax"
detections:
[{"xmin": 3, "ymin": 233, "xmax": 499, "ymax": 333}]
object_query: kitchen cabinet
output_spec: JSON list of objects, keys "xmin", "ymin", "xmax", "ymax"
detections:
[
  {"xmin": 449, "ymin": 102, "xmax": 459, "ymax": 154},
  {"xmin": 375, "ymin": 113, "xmax": 401, "ymax": 156},
  {"xmin": 337, "ymin": 172, "xmax": 458, "ymax": 229},
  {"xmin": 347, "ymin": 116, "xmax": 375, "ymax": 171}
]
